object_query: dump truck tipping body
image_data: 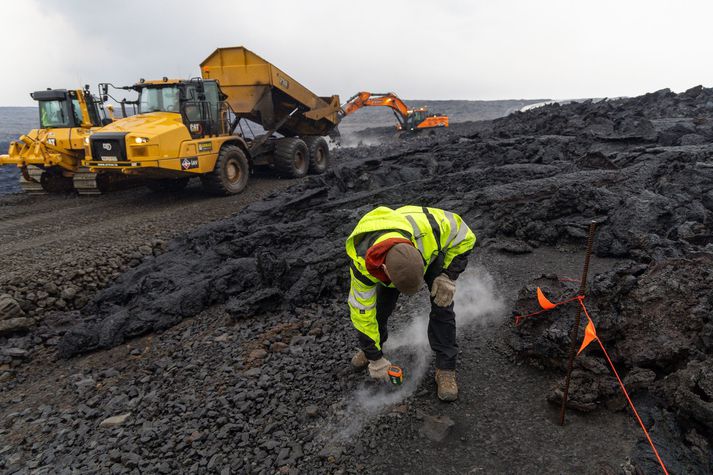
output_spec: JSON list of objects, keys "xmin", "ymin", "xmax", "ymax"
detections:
[{"xmin": 200, "ymin": 47, "xmax": 340, "ymax": 137}]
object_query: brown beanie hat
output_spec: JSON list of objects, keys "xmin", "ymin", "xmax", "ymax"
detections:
[{"xmin": 385, "ymin": 243, "xmax": 424, "ymax": 295}]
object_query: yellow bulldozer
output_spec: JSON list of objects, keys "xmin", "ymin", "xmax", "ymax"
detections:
[
  {"xmin": 83, "ymin": 47, "xmax": 342, "ymax": 195},
  {"xmin": 0, "ymin": 86, "xmax": 116, "ymax": 194}
]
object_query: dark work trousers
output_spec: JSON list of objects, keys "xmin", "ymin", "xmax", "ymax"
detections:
[{"xmin": 375, "ymin": 252, "xmax": 458, "ymax": 369}]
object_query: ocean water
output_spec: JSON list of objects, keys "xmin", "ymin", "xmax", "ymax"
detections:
[{"xmin": 0, "ymin": 107, "xmax": 37, "ymax": 196}]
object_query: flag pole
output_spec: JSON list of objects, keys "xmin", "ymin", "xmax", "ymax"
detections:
[{"xmin": 559, "ymin": 221, "xmax": 597, "ymax": 426}]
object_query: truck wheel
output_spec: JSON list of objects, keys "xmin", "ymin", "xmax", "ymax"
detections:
[
  {"xmin": 303, "ymin": 136, "xmax": 330, "ymax": 174},
  {"xmin": 146, "ymin": 177, "xmax": 190, "ymax": 192},
  {"xmin": 201, "ymin": 145, "xmax": 249, "ymax": 195},
  {"xmin": 273, "ymin": 138, "xmax": 309, "ymax": 178}
]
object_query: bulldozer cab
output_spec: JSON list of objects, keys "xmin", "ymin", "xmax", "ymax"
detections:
[
  {"xmin": 134, "ymin": 79, "xmax": 231, "ymax": 139},
  {"xmin": 31, "ymin": 89, "xmax": 103, "ymax": 130}
]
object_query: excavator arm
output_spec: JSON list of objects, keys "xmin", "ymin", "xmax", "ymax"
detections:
[
  {"xmin": 340, "ymin": 91, "xmax": 448, "ymax": 131},
  {"xmin": 340, "ymin": 92, "xmax": 411, "ymax": 124}
]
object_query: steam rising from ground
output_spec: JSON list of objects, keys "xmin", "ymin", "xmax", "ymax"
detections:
[
  {"xmin": 333, "ymin": 131, "xmax": 386, "ymax": 148},
  {"xmin": 320, "ymin": 266, "xmax": 506, "ymax": 443}
]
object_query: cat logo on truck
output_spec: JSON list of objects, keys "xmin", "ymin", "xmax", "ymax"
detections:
[{"xmin": 181, "ymin": 158, "xmax": 199, "ymax": 170}]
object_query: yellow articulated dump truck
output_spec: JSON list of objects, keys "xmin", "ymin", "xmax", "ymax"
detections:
[
  {"xmin": 0, "ymin": 87, "xmax": 115, "ymax": 194},
  {"xmin": 83, "ymin": 47, "xmax": 341, "ymax": 195}
]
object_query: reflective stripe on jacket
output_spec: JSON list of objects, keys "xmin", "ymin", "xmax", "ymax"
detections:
[{"xmin": 345, "ymin": 206, "xmax": 476, "ymax": 353}]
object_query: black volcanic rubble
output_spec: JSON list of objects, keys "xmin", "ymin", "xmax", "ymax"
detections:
[
  {"xmin": 503, "ymin": 89, "xmax": 713, "ymax": 472},
  {"xmin": 2, "ymin": 86, "xmax": 713, "ymax": 473},
  {"xmin": 61, "ymin": 87, "xmax": 713, "ymax": 359}
]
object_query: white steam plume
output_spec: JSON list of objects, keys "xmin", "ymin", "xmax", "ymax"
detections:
[{"xmin": 319, "ymin": 265, "xmax": 506, "ymax": 443}]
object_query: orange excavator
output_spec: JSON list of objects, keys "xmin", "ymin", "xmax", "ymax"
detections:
[{"xmin": 340, "ymin": 92, "xmax": 449, "ymax": 132}]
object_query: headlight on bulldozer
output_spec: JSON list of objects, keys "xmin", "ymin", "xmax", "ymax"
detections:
[
  {"xmin": 134, "ymin": 137, "xmax": 150, "ymax": 144},
  {"xmin": 84, "ymin": 137, "xmax": 90, "ymax": 145}
]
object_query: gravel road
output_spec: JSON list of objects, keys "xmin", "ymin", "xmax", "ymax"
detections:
[{"xmin": 0, "ymin": 176, "xmax": 294, "ymax": 323}]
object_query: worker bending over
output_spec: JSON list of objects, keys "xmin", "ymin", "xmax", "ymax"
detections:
[{"xmin": 346, "ymin": 206, "xmax": 476, "ymax": 401}]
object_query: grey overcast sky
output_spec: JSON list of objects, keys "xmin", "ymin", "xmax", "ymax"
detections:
[{"xmin": 1, "ymin": 0, "xmax": 711, "ymax": 106}]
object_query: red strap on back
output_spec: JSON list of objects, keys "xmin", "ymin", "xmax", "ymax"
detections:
[{"xmin": 365, "ymin": 238, "xmax": 412, "ymax": 283}]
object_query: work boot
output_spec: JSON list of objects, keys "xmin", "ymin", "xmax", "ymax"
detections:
[
  {"xmin": 351, "ymin": 349, "xmax": 368, "ymax": 369},
  {"xmin": 435, "ymin": 369, "xmax": 458, "ymax": 401}
]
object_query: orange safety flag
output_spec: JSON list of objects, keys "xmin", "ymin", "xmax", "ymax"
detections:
[
  {"xmin": 578, "ymin": 299, "xmax": 669, "ymax": 474},
  {"xmin": 577, "ymin": 315, "xmax": 598, "ymax": 355},
  {"xmin": 537, "ymin": 287, "xmax": 557, "ymax": 310},
  {"xmin": 515, "ymin": 289, "xmax": 581, "ymax": 326},
  {"xmin": 593, "ymin": 328, "xmax": 670, "ymax": 474},
  {"xmin": 516, "ymin": 286, "xmax": 669, "ymax": 473}
]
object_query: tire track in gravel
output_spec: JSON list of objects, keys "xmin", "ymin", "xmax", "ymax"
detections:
[
  {"xmin": 0, "ymin": 177, "xmax": 293, "ymax": 276},
  {"xmin": 0, "ymin": 176, "xmax": 296, "ymax": 323}
]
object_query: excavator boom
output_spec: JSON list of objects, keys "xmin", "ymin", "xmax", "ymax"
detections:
[
  {"xmin": 341, "ymin": 92, "xmax": 410, "ymax": 118},
  {"xmin": 340, "ymin": 91, "xmax": 448, "ymax": 131}
]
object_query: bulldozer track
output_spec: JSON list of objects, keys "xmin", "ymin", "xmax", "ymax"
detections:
[
  {"xmin": 72, "ymin": 167, "xmax": 103, "ymax": 195},
  {"xmin": 19, "ymin": 166, "xmax": 45, "ymax": 194},
  {"xmin": 15, "ymin": 166, "xmax": 130, "ymax": 196}
]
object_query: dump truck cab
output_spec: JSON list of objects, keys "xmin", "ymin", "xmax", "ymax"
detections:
[
  {"xmin": 134, "ymin": 78, "xmax": 230, "ymax": 137},
  {"xmin": 0, "ymin": 87, "xmax": 112, "ymax": 193},
  {"xmin": 84, "ymin": 77, "xmax": 249, "ymax": 193}
]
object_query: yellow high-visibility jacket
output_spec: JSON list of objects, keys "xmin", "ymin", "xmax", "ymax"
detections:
[{"xmin": 345, "ymin": 206, "xmax": 476, "ymax": 355}]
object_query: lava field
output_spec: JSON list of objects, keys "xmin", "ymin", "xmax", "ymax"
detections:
[{"xmin": 1, "ymin": 87, "xmax": 712, "ymax": 474}]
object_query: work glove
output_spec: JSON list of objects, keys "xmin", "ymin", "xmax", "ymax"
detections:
[
  {"xmin": 431, "ymin": 273, "xmax": 456, "ymax": 307},
  {"xmin": 368, "ymin": 357, "xmax": 392, "ymax": 382}
]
